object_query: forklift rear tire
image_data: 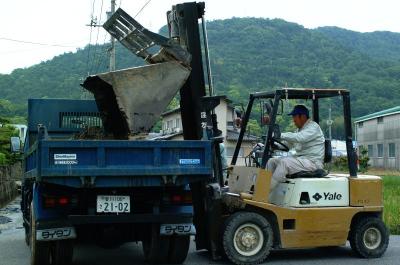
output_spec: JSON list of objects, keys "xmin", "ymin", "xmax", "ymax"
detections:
[
  {"xmin": 349, "ymin": 217, "xmax": 389, "ymax": 258},
  {"xmin": 168, "ymin": 235, "xmax": 190, "ymax": 264},
  {"xmin": 223, "ymin": 212, "xmax": 273, "ymax": 265},
  {"xmin": 52, "ymin": 240, "xmax": 74, "ymax": 265},
  {"xmin": 142, "ymin": 225, "xmax": 170, "ymax": 264},
  {"xmin": 30, "ymin": 202, "xmax": 51, "ymax": 265}
]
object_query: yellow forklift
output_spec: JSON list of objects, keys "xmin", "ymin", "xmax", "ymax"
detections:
[{"xmin": 223, "ymin": 88, "xmax": 389, "ymax": 265}]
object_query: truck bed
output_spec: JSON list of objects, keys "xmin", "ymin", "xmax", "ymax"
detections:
[{"xmin": 25, "ymin": 140, "xmax": 212, "ymax": 188}]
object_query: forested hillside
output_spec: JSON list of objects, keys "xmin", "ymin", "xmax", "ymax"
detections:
[
  {"xmin": 1, "ymin": 17, "xmax": 400, "ymax": 121},
  {"xmin": 317, "ymin": 26, "xmax": 400, "ymax": 62}
]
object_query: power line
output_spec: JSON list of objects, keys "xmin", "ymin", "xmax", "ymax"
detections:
[
  {"xmin": 134, "ymin": 0, "xmax": 152, "ymax": 18},
  {"xmin": 90, "ymin": 0, "xmax": 105, "ymax": 74},
  {"xmin": 0, "ymin": 37, "xmax": 76, "ymax": 48},
  {"xmin": 86, "ymin": 0, "xmax": 97, "ymax": 76},
  {"xmin": 94, "ymin": 33, "xmax": 109, "ymax": 73}
]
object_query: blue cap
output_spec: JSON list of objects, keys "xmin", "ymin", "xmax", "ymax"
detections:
[{"xmin": 288, "ymin": 105, "xmax": 309, "ymax": 117}]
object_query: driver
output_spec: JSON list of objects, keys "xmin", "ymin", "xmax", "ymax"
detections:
[{"xmin": 268, "ymin": 105, "xmax": 325, "ymax": 190}]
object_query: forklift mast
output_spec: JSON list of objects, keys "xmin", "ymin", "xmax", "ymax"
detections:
[
  {"xmin": 167, "ymin": 3, "xmax": 224, "ymax": 254},
  {"xmin": 168, "ymin": 2, "xmax": 207, "ymax": 140}
]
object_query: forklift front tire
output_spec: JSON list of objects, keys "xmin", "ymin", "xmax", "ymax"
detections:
[
  {"xmin": 223, "ymin": 212, "xmax": 273, "ymax": 265},
  {"xmin": 349, "ymin": 217, "xmax": 389, "ymax": 258}
]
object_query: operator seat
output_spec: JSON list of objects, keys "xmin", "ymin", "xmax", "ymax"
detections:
[{"xmin": 286, "ymin": 140, "xmax": 332, "ymax": 179}]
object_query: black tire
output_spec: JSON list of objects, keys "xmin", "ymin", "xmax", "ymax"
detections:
[
  {"xmin": 223, "ymin": 212, "xmax": 273, "ymax": 265},
  {"xmin": 30, "ymin": 202, "xmax": 52, "ymax": 265},
  {"xmin": 168, "ymin": 236, "xmax": 190, "ymax": 264},
  {"xmin": 52, "ymin": 240, "xmax": 74, "ymax": 265},
  {"xmin": 25, "ymin": 224, "xmax": 31, "ymax": 246},
  {"xmin": 142, "ymin": 225, "xmax": 170, "ymax": 264},
  {"xmin": 25, "ymin": 200, "xmax": 31, "ymax": 246},
  {"xmin": 349, "ymin": 217, "xmax": 389, "ymax": 258}
]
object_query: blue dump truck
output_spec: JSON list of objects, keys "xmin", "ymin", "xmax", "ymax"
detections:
[
  {"xmin": 21, "ymin": 2, "xmax": 223, "ymax": 265},
  {"xmin": 21, "ymin": 99, "xmax": 214, "ymax": 265},
  {"xmin": 21, "ymin": 2, "xmax": 225, "ymax": 265}
]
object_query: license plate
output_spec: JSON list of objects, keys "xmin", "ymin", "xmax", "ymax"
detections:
[
  {"xmin": 160, "ymin": 224, "xmax": 196, "ymax": 235},
  {"xmin": 96, "ymin": 195, "xmax": 130, "ymax": 213}
]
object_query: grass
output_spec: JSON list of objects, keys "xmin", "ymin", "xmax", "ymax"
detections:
[
  {"xmin": 331, "ymin": 168, "xmax": 400, "ymax": 235},
  {"xmin": 382, "ymin": 176, "xmax": 400, "ymax": 235}
]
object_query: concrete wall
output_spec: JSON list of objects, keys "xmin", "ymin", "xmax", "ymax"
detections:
[{"xmin": 0, "ymin": 162, "xmax": 22, "ymax": 207}]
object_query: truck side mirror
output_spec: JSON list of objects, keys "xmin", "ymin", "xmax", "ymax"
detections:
[{"xmin": 10, "ymin": 136, "xmax": 21, "ymax": 153}]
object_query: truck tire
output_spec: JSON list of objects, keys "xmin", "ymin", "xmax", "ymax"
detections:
[
  {"xmin": 53, "ymin": 240, "xmax": 74, "ymax": 265},
  {"xmin": 168, "ymin": 236, "xmax": 190, "ymax": 264},
  {"xmin": 349, "ymin": 217, "xmax": 389, "ymax": 258},
  {"xmin": 30, "ymin": 202, "xmax": 52, "ymax": 265},
  {"xmin": 223, "ymin": 212, "xmax": 273, "ymax": 265},
  {"xmin": 142, "ymin": 225, "xmax": 170, "ymax": 264}
]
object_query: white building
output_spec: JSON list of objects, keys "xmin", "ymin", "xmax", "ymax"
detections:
[
  {"xmin": 12, "ymin": 124, "xmax": 27, "ymax": 143},
  {"xmin": 354, "ymin": 106, "xmax": 400, "ymax": 169},
  {"xmin": 160, "ymin": 97, "xmax": 258, "ymax": 165}
]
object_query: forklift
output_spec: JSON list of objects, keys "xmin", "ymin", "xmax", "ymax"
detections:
[
  {"xmin": 223, "ymin": 88, "xmax": 390, "ymax": 265},
  {"xmin": 94, "ymin": 3, "xmax": 388, "ymax": 265}
]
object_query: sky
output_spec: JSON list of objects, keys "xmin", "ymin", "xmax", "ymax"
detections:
[{"xmin": 1, "ymin": 0, "xmax": 400, "ymax": 74}]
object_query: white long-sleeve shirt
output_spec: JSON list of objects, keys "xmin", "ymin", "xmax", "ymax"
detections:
[{"xmin": 280, "ymin": 119, "xmax": 325, "ymax": 167}]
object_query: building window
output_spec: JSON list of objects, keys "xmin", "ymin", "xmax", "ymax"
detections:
[
  {"xmin": 368, "ymin": 145, "xmax": 373, "ymax": 157},
  {"xmin": 389, "ymin": 143, "xmax": 396, "ymax": 158},
  {"xmin": 377, "ymin": 144, "xmax": 383, "ymax": 158},
  {"xmin": 166, "ymin": 120, "xmax": 173, "ymax": 130},
  {"xmin": 176, "ymin": 118, "xmax": 181, "ymax": 129},
  {"xmin": 358, "ymin": 122, "xmax": 363, "ymax": 128},
  {"xmin": 377, "ymin": 117, "xmax": 384, "ymax": 124}
]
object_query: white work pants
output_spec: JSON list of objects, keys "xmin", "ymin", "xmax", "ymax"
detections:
[{"xmin": 267, "ymin": 157, "xmax": 320, "ymax": 189}]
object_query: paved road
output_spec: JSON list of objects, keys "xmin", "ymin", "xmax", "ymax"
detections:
[{"xmin": 1, "ymin": 198, "xmax": 399, "ymax": 265}]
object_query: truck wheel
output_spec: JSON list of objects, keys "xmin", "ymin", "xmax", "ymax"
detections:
[
  {"xmin": 349, "ymin": 217, "xmax": 389, "ymax": 258},
  {"xmin": 52, "ymin": 240, "xmax": 74, "ymax": 265},
  {"xmin": 142, "ymin": 225, "xmax": 170, "ymax": 264},
  {"xmin": 25, "ymin": 224, "xmax": 31, "ymax": 246},
  {"xmin": 168, "ymin": 236, "xmax": 190, "ymax": 264},
  {"xmin": 30, "ymin": 202, "xmax": 51, "ymax": 265},
  {"xmin": 223, "ymin": 212, "xmax": 273, "ymax": 265}
]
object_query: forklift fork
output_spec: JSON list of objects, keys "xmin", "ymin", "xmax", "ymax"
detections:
[{"xmin": 103, "ymin": 8, "xmax": 191, "ymax": 66}]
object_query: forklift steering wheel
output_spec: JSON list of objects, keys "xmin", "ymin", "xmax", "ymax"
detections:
[{"xmin": 271, "ymin": 138, "xmax": 289, "ymax": 152}]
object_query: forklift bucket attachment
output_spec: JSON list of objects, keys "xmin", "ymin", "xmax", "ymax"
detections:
[
  {"xmin": 103, "ymin": 8, "xmax": 191, "ymax": 66},
  {"xmin": 82, "ymin": 61, "xmax": 190, "ymax": 139}
]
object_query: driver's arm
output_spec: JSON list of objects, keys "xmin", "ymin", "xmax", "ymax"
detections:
[{"xmin": 281, "ymin": 123, "xmax": 319, "ymax": 144}]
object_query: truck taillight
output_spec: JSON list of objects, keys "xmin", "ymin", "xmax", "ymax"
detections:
[
  {"xmin": 170, "ymin": 193, "xmax": 192, "ymax": 204},
  {"xmin": 43, "ymin": 195, "xmax": 76, "ymax": 208},
  {"xmin": 58, "ymin": 197, "xmax": 69, "ymax": 206},
  {"xmin": 44, "ymin": 197, "xmax": 56, "ymax": 208},
  {"xmin": 171, "ymin": 194, "xmax": 182, "ymax": 203},
  {"xmin": 162, "ymin": 192, "xmax": 192, "ymax": 204}
]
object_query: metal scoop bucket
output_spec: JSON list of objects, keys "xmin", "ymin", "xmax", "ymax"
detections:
[{"xmin": 82, "ymin": 61, "xmax": 190, "ymax": 139}]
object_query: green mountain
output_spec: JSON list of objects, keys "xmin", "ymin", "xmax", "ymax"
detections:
[
  {"xmin": 317, "ymin": 26, "xmax": 400, "ymax": 62},
  {"xmin": 1, "ymin": 17, "xmax": 400, "ymax": 120}
]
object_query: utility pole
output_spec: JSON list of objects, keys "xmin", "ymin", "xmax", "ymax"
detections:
[{"xmin": 108, "ymin": 0, "xmax": 116, "ymax": 71}]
